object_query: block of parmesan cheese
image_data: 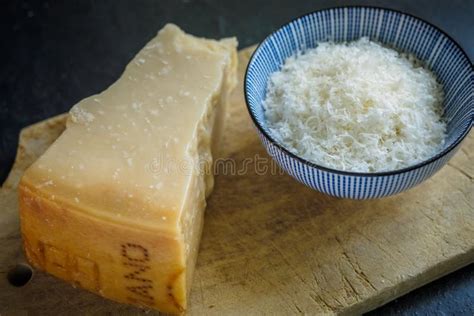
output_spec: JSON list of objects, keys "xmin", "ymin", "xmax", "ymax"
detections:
[{"xmin": 18, "ymin": 24, "xmax": 237, "ymax": 314}]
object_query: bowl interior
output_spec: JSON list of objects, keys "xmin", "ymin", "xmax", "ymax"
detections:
[{"xmin": 245, "ymin": 7, "xmax": 473, "ymax": 173}]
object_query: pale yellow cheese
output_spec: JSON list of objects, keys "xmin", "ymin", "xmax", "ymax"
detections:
[{"xmin": 18, "ymin": 24, "xmax": 237, "ymax": 314}]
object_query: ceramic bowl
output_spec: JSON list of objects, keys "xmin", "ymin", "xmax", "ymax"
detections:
[{"xmin": 244, "ymin": 6, "xmax": 473, "ymax": 199}]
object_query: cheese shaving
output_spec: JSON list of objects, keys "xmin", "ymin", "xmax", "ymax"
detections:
[{"xmin": 263, "ymin": 38, "xmax": 446, "ymax": 172}]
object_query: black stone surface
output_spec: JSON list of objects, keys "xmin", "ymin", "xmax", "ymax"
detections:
[{"xmin": 0, "ymin": 0, "xmax": 472, "ymax": 315}]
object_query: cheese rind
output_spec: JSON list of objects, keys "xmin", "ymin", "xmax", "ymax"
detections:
[{"xmin": 19, "ymin": 24, "xmax": 237, "ymax": 314}]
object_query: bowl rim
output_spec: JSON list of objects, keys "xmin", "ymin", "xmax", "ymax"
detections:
[{"xmin": 244, "ymin": 5, "xmax": 474, "ymax": 177}]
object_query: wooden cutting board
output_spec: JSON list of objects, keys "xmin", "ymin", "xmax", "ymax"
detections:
[{"xmin": 0, "ymin": 46, "xmax": 473, "ymax": 315}]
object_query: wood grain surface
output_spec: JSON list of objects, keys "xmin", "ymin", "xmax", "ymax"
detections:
[{"xmin": 0, "ymin": 47, "xmax": 473, "ymax": 315}]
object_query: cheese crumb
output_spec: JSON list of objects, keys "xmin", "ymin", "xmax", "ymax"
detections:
[
  {"xmin": 263, "ymin": 38, "xmax": 446, "ymax": 172},
  {"xmin": 70, "ymin": 107, "xmax": 95, "ymax": 124},
  {"xmin": 36, "ymin": 180, "xmax": 54, "ymax": 188},
  {"xmin": 131, "ymin": 102, "xmax": 142, "ymax": 111}
]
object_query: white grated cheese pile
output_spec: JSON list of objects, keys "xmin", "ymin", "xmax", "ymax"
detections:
[{"xmin": 263, "ymin": 37, "xmax": 446, "ymax": 172}]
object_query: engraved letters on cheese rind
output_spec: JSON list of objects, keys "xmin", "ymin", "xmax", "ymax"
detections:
[
  {"xmin": 122, "ymin": 243, "xmax": 154, "ymax": 306},
  {"xmin": 39, "ymin": 241, "xmax": 100, "ymax": 291}
]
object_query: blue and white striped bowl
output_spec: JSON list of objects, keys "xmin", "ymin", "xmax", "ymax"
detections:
[{"xmin": 244, "ymin": 6, "xmax": 473, "ymax": 199}]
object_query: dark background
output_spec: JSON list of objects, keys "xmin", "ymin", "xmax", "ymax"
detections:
[{"xmin": 0, "ymin": 0, "xmax": 473, "ymax": 314}]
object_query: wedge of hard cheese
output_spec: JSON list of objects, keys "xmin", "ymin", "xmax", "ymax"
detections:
[{"xmin": 18, "ymin": 24, "xmax": 237, "ymax": 314}]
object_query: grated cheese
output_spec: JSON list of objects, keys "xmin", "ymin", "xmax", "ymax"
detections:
[{"xmin": 263, "ymin": 38, "xmax": 446, "ymax": 172}]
